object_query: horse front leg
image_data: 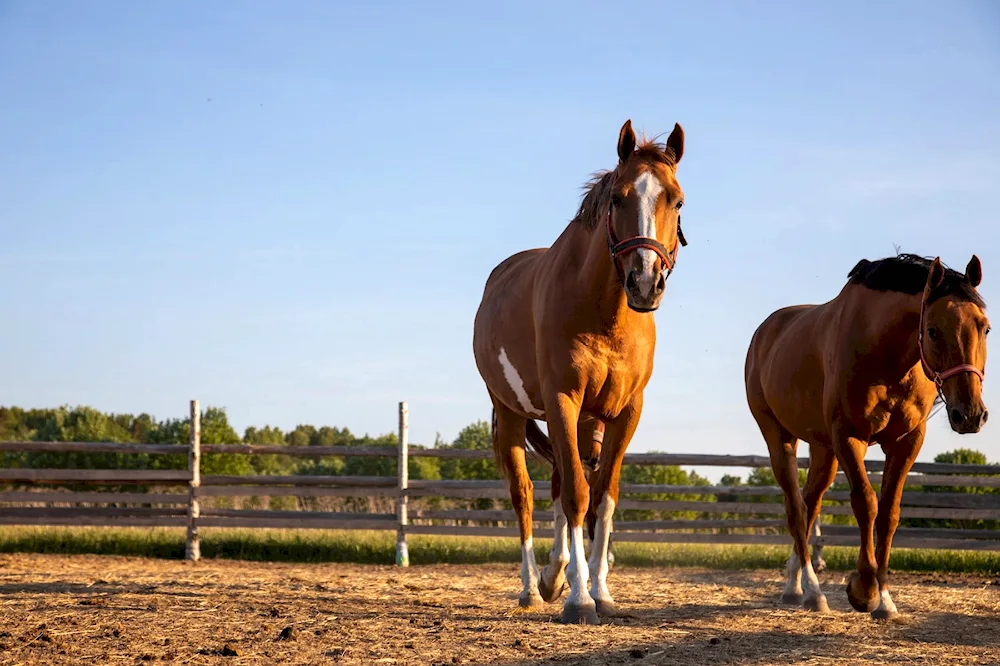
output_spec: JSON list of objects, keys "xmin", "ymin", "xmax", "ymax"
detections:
[
  {"xmin": 544, "ymin": 392, "xmax": 598, "ymax": 625},
  {"xmin": 871, "ymin": 425, "xmax": 924, "ymax": 620},
  {"xmin": 585, "ymin": 394, "xmax": 642, "ymax": 618},
  {"xmin": 833, "ymin": 426, "xmax": 880, "ymax": 613}
]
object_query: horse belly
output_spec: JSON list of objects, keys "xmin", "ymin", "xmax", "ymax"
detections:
[
  {"xmin": 473, "ymin": 251, "xmax": 547, "ymax": 418},
  {"xmin": 758, "ymin": 344, "xmax": 828, "ymax": 442}
]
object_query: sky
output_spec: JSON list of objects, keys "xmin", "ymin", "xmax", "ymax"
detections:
[{"xmin": 1, "ymin": 1, "xmax": 999, "ymax": 481}]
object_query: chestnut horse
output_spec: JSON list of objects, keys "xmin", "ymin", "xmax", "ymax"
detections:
[
  {"xmin": 473, "ymin": 119, "xmax": 687, "ymax": 624},
  {"xmin": 745, "ymin": 253, "xmax": 989, "ymax": 618}
]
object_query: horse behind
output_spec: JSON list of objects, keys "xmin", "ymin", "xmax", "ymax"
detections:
[
  {"xmin": 745, "ymin": 253, "xmax": 989, "ymax": 618},
  {"xmin": 473, "ymin": 119, "xmax": 688, "ymax": 624}
]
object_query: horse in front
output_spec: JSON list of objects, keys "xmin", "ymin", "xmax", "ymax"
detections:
[
  {"xmin": 745, "ymin": 253, "xmax": 989, "ymax": 619},
  {"xmin": 473, "ymin": 119, "xmax": 688, "ymax": 624}
]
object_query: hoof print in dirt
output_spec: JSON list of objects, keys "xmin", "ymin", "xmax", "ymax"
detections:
[
  {"xmin": 277, "ymin": 626, "xmax": 297, "ymax": 641},
  {"xmin": 220, "ymin": 644, "xmax": 240, "ymax": 657}
]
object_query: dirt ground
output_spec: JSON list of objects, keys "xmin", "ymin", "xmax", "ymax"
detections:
[{"xmin": 1, "ymin": 554, "xmax": 999, "ymax": 665}]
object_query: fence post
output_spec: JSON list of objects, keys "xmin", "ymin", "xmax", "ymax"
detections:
[
  {"xmin": 395, "ymin": 400, "xmax": 409, "ymax": 567},
  {"xmin": 186, "ymin": 399, "xmax": 201, "ymax": 562}
]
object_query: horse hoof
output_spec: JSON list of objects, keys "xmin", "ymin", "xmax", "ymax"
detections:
[
  {"xmin": 538, "ymin": 573, "xmax": 568, "ymax": 603},
  {"xmin": 871, "ymin": 607, "xmax": 899, "ymax": 622},
  {"xmin": 780, "ymin": 592, "xmax": 804, "ymax": 606},
  {"xmin": 812, "ymin": 558, "xmax": 827, "ymax": 573},
  {"xmin": 519, "ymin": 591, "xmax": 544, "ymax": 608},
  {"xmin": 845, "ymin": 573, "xmax": 879, "ymax": 613},
  {"xmin": 803, "ymin": 594, "xmax": 829, "ymax": 613},
  {"xmin": 595, "ymin": 598, "xmax": 617, "ymax": 617},
  {"xmin": 561, "ymin": 602, "xmax": 600, "ymax": 625}
]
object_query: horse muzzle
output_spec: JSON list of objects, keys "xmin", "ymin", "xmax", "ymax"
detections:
[
  {"xmin": 948, "ymin": 404, "xmax": 989, "ymax": 434},
  {"xmin": 625, "ymin": 267, "xmax": 666, "ymax": 312}
]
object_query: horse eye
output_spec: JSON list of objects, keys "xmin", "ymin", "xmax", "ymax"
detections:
[
  {"xmin": 928, "ymin": 327, "xmax": 940, "ymax": 341},
  {"xmin": 611, "ymin": 193, "xmax": 623, "ymax": 208},
  {"xmin": 675, "ymin": 200, "xmax": 684, "ymax": 210},
  {"xmin": 987, "ymin": 326, "xmax": 992, "ymax": 336}
]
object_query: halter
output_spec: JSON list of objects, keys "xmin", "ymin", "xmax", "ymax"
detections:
[
  {"xmin": 605, "ymin": 202, "xmax": 686, "ymax": 289},
  {"xmin": 917, "ymin": 294, "xmax": 985, "ymax": 390}
]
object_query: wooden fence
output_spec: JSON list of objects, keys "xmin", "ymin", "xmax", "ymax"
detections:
[{"xmin": 2, "ymin": 400, "xmax": 1000, "ymax": 565}]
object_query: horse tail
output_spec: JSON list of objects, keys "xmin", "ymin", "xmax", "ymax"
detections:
[
  {"xmin": 490, "ymin": 407, "xmax": 508, "ymax": 479},
  {"xmin": 525, "ymin": 419, "xmax": 557, "ymax": 468}
]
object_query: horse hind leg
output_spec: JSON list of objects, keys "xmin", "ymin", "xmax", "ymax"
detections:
[
  {"xmin": 802, "ymin": 443, "xmax": 838, "ymax": 577},
  {"xmin": 538, "ymin": 465, "xmax": 569, "ymax": 602},
  {"xmin": 758, "ymin": 414, "xmax": 829, "ymax": 612},
  {"xmin": 492, "ymin": 405, "xmax": 543, "ymax": 608}
]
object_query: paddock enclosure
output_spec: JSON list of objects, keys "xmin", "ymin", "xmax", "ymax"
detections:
[
  {"xmin": 1, "ymin": 553, "xmax": 999, "ymax": 665},
  {"xmin": 2, "ymin": 401, "xmax": 1000, "ymax": 556},
  {"xmin": 3, "ymin": 400, "xmax": 1000, "ymax": 663}
]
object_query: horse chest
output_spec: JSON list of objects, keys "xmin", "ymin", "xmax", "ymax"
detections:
[
  {"xmin": 863, "ymin": 386, "xmax": 931, "ymax": 440},
  {"xmin": 583, "ymin": 354, "xmax": 651, "ymax": 417}
]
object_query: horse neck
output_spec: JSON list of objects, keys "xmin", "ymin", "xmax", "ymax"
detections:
[
  {"xmin": 857, "ymin": 289, "xmax": 924, "ymax": 378},
  {"xmin": 550, "ymin": 221, "xmax": 642, "ymax": 333}
]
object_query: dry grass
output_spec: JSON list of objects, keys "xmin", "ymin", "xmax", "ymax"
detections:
[{"xmin": 0, "ymin": 554, "xmax": 998, "ymax": 665}]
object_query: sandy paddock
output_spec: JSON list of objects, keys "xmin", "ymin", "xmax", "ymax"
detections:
[{"xmin": 0, "ymin": 553, "xmax": 998, "ymax": 665}]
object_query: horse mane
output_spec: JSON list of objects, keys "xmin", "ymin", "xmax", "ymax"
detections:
[
  {"xmin": 571, "ymin": 137, "xmax": 678, "ymax": 230},
  {"xmin": 847, "ymin": 253, "xmax": 986, "ymax": 309}
]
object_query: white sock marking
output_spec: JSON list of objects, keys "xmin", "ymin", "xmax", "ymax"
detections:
[
  {"xmin": 783, "ymin": 550, "xmax": 803, "ymax": 599},
  {"xmin": 876, "ymin": 587, "xmax": 898, "ymax": 615},
  {"xmin": 550, "ymin": 501, "xmax": 569, "ymax": 568},
  {"xmin": 565, "ymin": 524, "xmax": 593, "ymax": 610},
  {"xmin": 520, "ymin": 537, "xmax": 541, "ymax": 598},
  {"xmin": 498, "ymin": 347, "xmax": 544, "ymax": 417},
  {"xmin": 587, "ymin": 496, "xmax": 616, "ymax": 606},
  {"xmin": 801, "ymin": 558, "xmax": 824, "ymax": 604}
]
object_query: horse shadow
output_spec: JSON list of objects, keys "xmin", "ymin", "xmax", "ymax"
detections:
[{"xmin": 0, "ymin": 580, "xmax": 205, "ymax": 599}]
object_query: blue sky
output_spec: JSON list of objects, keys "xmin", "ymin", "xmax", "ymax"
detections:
[{"xmin": 1, "ymin": 1, "xmax": 998, "ymax": 480}]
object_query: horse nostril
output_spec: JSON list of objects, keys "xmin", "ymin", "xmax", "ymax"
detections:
[
  {"xmin": 950, "ymin": 408, "xmax": 963, "ymax": 425},
  {"xmin": 983, "ymin": 411, "xmax": 990, "ymax": 425},
  {"xmin": 655, "ymin": 273, "xmax": 666, "ymax": 293},
  {"xmin": 626, "ymin": 271, "xmax": 637, "ymax": 293}
]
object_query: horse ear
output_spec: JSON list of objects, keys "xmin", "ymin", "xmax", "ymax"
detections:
[
  {"xmin": 927, "ymin": 257, "xmax": 945, "ymax": 291},
  {"xmin": 666, "ymin": 122, "xmax": 684, "ymax": 164},
  {"xmin": 617, "ymin": 119, "xmax": 636, "ymax": 163},
  {"xmin": 966, "ymin": 255, "xmax": 983, "ymax": 288}
]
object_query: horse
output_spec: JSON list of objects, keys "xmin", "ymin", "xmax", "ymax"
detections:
[
  {"xmin": 473, "ymin": 119, "xmax": 687, "ymax": 624},
  {"xmin": 745, "ymin": 253, "xmax": 989, "ymax": 619}
]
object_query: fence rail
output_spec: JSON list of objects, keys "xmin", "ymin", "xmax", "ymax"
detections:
[{"xmin": 3, "ymin": 400, "xmax": 1000, "ymax": 562}]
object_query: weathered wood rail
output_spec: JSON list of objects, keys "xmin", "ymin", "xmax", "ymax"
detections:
[{"xmin": 2, "ymin": 400, "xmax": 1000, "ymax": 562}]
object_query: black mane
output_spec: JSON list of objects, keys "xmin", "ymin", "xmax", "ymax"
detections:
[{"xmin": 847, "ymin": 253, "xmax": 985, "ymax": 308}]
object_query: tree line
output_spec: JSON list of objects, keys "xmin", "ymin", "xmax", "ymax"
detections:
[{"xmin": 0, "ymin": 404, "xmax": 996, "ymax": 530}]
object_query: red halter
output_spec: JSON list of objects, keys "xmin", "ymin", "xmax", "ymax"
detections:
[
  {"xmin": 917, "ymin": 295, "xmax": 985, "ymax": 388},
  {"xmin": 604, "ymin": 203, "xmax": 685, "ymax": 288}
]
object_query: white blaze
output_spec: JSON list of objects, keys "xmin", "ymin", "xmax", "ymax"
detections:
[
  {"xmin": 633, "ymin": 170, "xmax": 664, "ymax": 273},
  {"xmin": 498, "ymin": 347, "xmax": 544, "ymax": 417}
]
